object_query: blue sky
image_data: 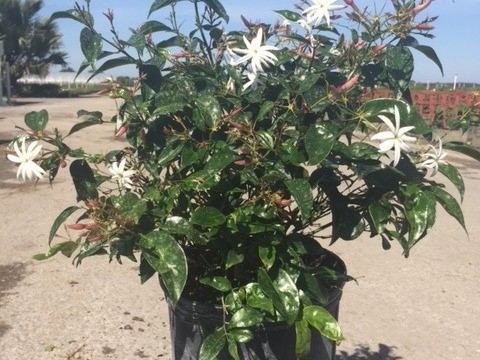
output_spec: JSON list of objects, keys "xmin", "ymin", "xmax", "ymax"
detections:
[{"xmin": 40, "ymin": 0, "xmax": 480, "ymax": 83}]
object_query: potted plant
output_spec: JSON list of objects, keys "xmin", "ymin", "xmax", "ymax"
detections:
[{"xmin": 6, "ymin": 0, "xmax": 479, "ymax": 359}]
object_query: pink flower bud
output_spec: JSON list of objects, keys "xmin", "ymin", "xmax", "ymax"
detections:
[
  {"xmin": 85, "ymin": 223, "xmax": 100, "ymax": 231},
  {"xmin": 275, "ymin": 198, "xmax": 294, "ymax": 207},
  {"xmin": 416, "ymin": 23, "xmax": 435, "ymax": 31},
  {"xmin": 355, "ymin": 40, "xmax": 366, "ymax": 48},
  {"xmin": 87, "ymin": 234, "xmax": 104, "ymax": 242},
  {"xmin": 115, "ymin": 124, "xmax": 127, "ymax": 138},
  {"xmin": 373, "ymin": 44, "xmax": 387, "ymax": 53},
  {"xmin": 410, "ymin": 0, "xmax": 432, "ymax": 16},
  {"xmin": 67, "ymin": 223, "xmax": 86, "ymax": 230},
  {"xmin": 229, "ymin": 121, "xmax": 249, "ymax": 132},
  {"xmin": 344, "ymin": 0, "xmax": 360, "ymax": 12},
  {"xmin": 339, "ymin": 74, "xmax": 360, "ymax": 92},
  {"xmin": 96, "ymin": 88, "xmax": 111, "ymax": 95}
]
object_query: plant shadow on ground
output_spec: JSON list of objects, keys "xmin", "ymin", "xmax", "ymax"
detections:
[
  {"xmin": 336, "ymin": 343, "xmax": 402, "ymax": 360},
  {"xmin": 0, "ymin": 262, "xmax": 30, "ymax": 337}
]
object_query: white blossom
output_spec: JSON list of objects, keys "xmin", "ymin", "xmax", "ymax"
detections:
[
  {"xmin": 371, "ymin": 106, "xmax": 416, "ymax": 167},
  {"xmin": 420, "ymin": 137, "xmax": 447, "ymax": 176},
  {"xmin": 226, "ymin": 77, "xmax": 236, "ymax": 93},
  {"xmin": 7, "ymin": 138, "xmax": 46, "ymax": 181},
  {"xmin": 302, "ymin": 0, "xmax": 346, "ymax": 28},
  {"xmin": 242, "ymin": 71, "xmax": 262, "ymax": 91},
  {"xmin": 109, "ymin": 158, "xmax": 136, "ymax": 189},
  {"xmin": 232, "ymin": 28, "xmax": 279, "ymax": 73}
]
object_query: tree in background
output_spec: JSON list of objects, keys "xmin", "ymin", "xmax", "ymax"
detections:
[{"xmin": 0, "ymin": 0, "xmax": 68, "ymax": 86}]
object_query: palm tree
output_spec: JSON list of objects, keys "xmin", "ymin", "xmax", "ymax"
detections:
[{"xmin": 0, "ymin": 0, "xmax": 68, "ymax": 85}]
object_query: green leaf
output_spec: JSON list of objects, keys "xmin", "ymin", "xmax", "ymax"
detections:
[
  {"xmin": 140, "ymin": 231, "xmax": 187, "ymax": 306},
  {"xmin": 443, "ymin": 141, "xmax": 480, "ymax": 162},
  {"xmin": 229, "ymin": 329, "xmax": 253, "ymax": 343},
  {"xmin": 287, "ymin": 179, "xmax": 313, "ymax": 221},
  {"xmin": 258, "ymin": 269, "xmax": 299, "ymax": 325},
  {"xmin": 368, "ymin": 201, "xmax": 391, "ymax": 234},
  {"xmin": 256, "ymin": 101, "xmax": 275, "ymax": 121},
  {"xmin": 111, "ymin": 193, "xmax": 147, "ymax": 223},
  {"xmin": 88, "ymin": 57, "xmax": 134, "ymax": 79},
  {"xmin": 33, "ymin": 241, "xmax": 78, "ymax": 260},
  {"xmin": 409, "ymin": 45, "xmax": 443, "ymax": 76},
  {"xmin": 204, "ymin": 150, "xmax": 238, "ymax": 173},
  {"xmin": 245, "ymin": 283, "xmax": 274, "ymax": 314},
  {"xmin": 303, "ymin": 305, "xmax": 343, "ymax": 344},
  {"xmin": 138, "ymin": 20, "xmax": 173, "ymax": 34},
  {"xmin": 139, "ymin": 64, "xmax": 162, "ymax": 92},
  {"xmin": 403, "ymin": 185, "xmax": 431, "ymax": 245},
  {"xmin": 200, "ymin": 276, "xmax": 232, "ymax": 292},
  {"xmin": 438, "ymin": 163, "xmax": 465, "ymax": 201},
  {"xmin": 201, "ymin": 0, "xmax": 229, "ymax": 22},
  {"xmin": 228, "ymin": 308, "xmax": 263, "ymax": 329},
  {"xmin": 227, "ymin": 337, "xmax": 240, "ymax": 360},
  {"xmin": 50, "ymin": 10, "xmax": 94, "ymax": 27},
  {"xmin": 149, "ymin": 0, "xmax": 186, "ymax": 16},
  {"xmin": 48, "ymin": 206, "xmax": 80, "ymax": 245},
  {"xmin": 198, "ymin": 328, "xmax": 226, "ymax": 360},
  {"xmin": 70, "ymin": 159, "xmax": 98, "ymax": 201},
  {"xmin": 305, "ymin": 124, "xmax": 335, "ymax": 165},
  {"xmin": 24, "ymin": 110, "xmax": 48, "ymax": 132},
  {"xmin": 157, "ymin": 141, "xmax": 184, "ymax": 167},
  {"xmin": 274, "ymin": 10, "xmax": 302, "ymax": 22},
  {"xmin": 80, "ymin": 27, "xmax": 102, "ymax": 65},
  {"xmin": 191, "ymin": 207, "xmax": 226, "ymax": 227},
  {"xmin": 67, "ymin": 116, "xmax": 103, "ymax": 136},
  {"xmin": 258, "ymin": 244, "xmax": 276, "ymax": 270},
  {"xmin": 163, "ymin": 216, "xmax": 198, "ymax": 239},
  {"xmin": 195, "ymin": 94, "xmax": 223, "ymax": 129},
  {"xmin": 226, "ymin": 250, "xmax": 244, "ymax": 269},
  {"xmin": 385, "ymin": 46, "xmax": 414, "ymax": 95},
  {"xmin": 427, "ymin": 186, "xmax": 466, "ymax": 232},
  {"xmin": 295, "ymin": 319, "xmax": 311, "ymax": 359}
]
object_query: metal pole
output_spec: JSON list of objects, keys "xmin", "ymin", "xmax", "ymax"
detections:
[
  {"xmin": 5, "ymin": 60, "xmax": 11, "ymax": 104},
  {"xmin": 0, "ymin": 40, "xmax": 6, "ymax": 106}
]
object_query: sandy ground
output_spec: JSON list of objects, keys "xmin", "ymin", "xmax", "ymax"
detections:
[{"xmin": 1, "ymin": 97, "xmax": 479, "ymax": 360}]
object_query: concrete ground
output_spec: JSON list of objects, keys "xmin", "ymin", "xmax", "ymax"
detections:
[{"xmin": 1, "ymin": 97, "xmax": 479, "ymax": 359}]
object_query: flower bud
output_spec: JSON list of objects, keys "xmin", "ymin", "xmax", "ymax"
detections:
[
  {"xmin": 344, "ymin": 0, "xmax": 360, "ymax": 12},
  {"xmin": 96, "ymin": 88, "xmax": 111, "ymax": 95},
  {"xmin": 410, "ymin": 0, "xmax": 432, "ymax": 16},
  {"xmin": 85, "ymin": 223, "xmax": 100, "ymax": 231},
  {"xmin": 67, "ymin": 223, "xmax": 86, "ymax": 230},
  {"xmin": 373, "ymin": 44, "xmax": 387, "ymax": 53},
  {"xmin": 274, "ymin": 198, "xmax": 294, "ymax": 207},
  {"xmin": 229, "ymin": 121, "xmax": 249, "ymax": 132},
  {"xmin": 355, "ymin": 40, "xmax": 366, "ymax": 48},
  {"xmin": 87, "ymin": 234, "xmax": 104, "ymax": 242},
  {"xmin": 339, "ymin": 74, "xmax": 360, "ymax": 92},
  {"xmin": 416, "ymin": 23, "xmax": 435, "ymax": 31},
  {"xmin": 115, "ymin": 124, "xmax": 127, "ymax": 138}
]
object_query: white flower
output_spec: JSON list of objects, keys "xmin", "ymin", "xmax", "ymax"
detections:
[
  {"xmin": 371, "ymin": 106, "xmax": 416, "ymax": 167},
  {"xmin": 226, "ymin": 77, "xmax": 236, "ymax": 93},
  {"xmin": 7, "ymin": 138, "xmax": 46, "ymax": 181},
  {"xmin": 109, "ymin": 158, "xmax": 136, "ymax": 189},
  {"xmin": 232, "ymin": 28, "xmax": 279, "ymax": 73},
  {"xmin": 242, "ymin": 71, "xmax": 262, "ymax": 91},
  {"xmin": 420, "ymin": 137, "xmax": 447, "ymax": 176},
  {"xmin": 303, "ymin": 0, "xmax": 346, "ymax": 27}
]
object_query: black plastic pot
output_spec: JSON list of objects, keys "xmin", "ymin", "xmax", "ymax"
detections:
[{"xmin": 164, "ymin": 251, "xmax": 346, "ymax": 360}]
